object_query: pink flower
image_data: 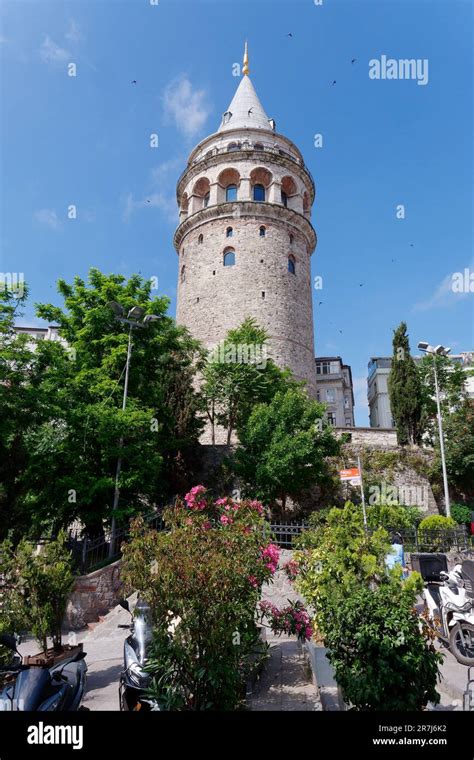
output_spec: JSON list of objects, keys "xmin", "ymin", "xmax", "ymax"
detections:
[
  {"xmin": 215, "ymin": 498, "xmax": 228, "ymax": 507},
  {"xmin": 248, "ymin": 576, "xmax": 258, "ymax": 588},
  {"xmin": 260, "ymin": 543, "xmax": 280, "ymax": 574},
  {"xmin": 220, "ymin": 514, "xmax": 233, "ymax": 526},
  {"xmin": 202, "ymin": 521, "xmax": 211, "ymax": 530},
  {"xmin": 184, "ymin": 485, "xmax": 207, "ymax": 510}
]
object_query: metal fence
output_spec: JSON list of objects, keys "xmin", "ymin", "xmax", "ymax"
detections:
[
  {"xmin": 68, "ymin": 511, "xmax": 165, "ymax": 575},
  {"xmin": 68, "ymin": 515, "xmax": 471, "ymax": 575}
]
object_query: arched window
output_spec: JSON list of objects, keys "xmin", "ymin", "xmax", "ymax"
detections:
[
  {"xmin": 180, "ymin": 265, "xmax": 186, "ymax": 283},
  {"xmin": 254, "ymin": 143, "xmax": 264, "ymax": 151},
  {"xmin": 259, "ymin": 226, "xmax": 266, "ymax": 237},
  {"xmin": 198, "ymin": 234, "xmax": 203, "ymax": 245},
  {"xmin": 223, "ymin": 250, "xmax": 235, "ymax": 267},
  {"xmin": 226, "ymin": 185, "xmax": 237, "ymax": 202},
  {"xmin": 288, "ymin": 255, "xmax": 296, "ymax": 275},
  {"xmin": 226, "ymin": 227, "xmax": 233, "ymax": 238},
  {"xmin": 289, "ymin": 234, "xmax": 294, "ymax": 244},
  {"xmin": 227, "ymin": 142, "xmax": 240, "ymax": 152},
  {"xmin": 281, "ymin": 190, "xmax": 288, "ymax": 208},
  {"xmin": 253, "ymin": 184, "xmax": 265, "ymax": 202},
  {"xmin": 203, "ymin": 192, "xmax": 210, "ymax": 208}
]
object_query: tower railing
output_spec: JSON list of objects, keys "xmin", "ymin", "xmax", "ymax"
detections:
[{"xmin": 176, "ymin": 144, "xmax": 315, "ymax": 198}]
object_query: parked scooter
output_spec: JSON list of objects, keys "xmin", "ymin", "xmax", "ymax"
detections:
[
  {"xmin": 118, "ymin": 598, "xmax": 160, "ymax": 711},
  {"xmin": 423, "ymin": 562, "xmax": 474, "ymax": 666},
  {"xmin": 0, "ymin": 634, "xmax": 87, "ymax": 711}
]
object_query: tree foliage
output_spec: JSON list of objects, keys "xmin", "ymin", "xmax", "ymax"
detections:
[
  {"xmin": 388, "ymin": 322, "xmax": 423, "ymax": 445},
  {"xmin": 0, "ymin": 269, "xmax": 203, "ymax": 539},
  {"xmin": 234, "ymin": 388, "xmax": 340, "ymax": 512}
]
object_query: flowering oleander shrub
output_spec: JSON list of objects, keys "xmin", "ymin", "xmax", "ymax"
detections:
[
  {"xmin": 282, "ymin": 559, "xmax": 299, "ymax": 582},
  {"xmin": 259, "ymin": 599, "xmax": 312, "ymax": 643},
  {"xmin": 121, "ymin": 487, "xmax": 277, "ymax": 710}
]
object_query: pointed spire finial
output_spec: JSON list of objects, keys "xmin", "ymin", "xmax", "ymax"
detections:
[{"xmin": 242, "ymin": 41, "xmax": 249, "ymax": 76}]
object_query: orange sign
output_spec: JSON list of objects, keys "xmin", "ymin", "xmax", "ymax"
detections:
[{"xmin": 339, "ymin": 468, "xmax": 360, "ymax": 481}]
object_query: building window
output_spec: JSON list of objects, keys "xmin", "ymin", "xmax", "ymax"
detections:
[
  {"xmin": 344, "ymin": 397, "xmax": 350, "ymax": 409},
  {"xmin": 198, "ymin": 234, "xmax": 203, "ymax": 245},
  {"xmin": 180, "ymin": 265, "xmax": 185, "ymax": 283},
  {"xmin": 253, "ymin": 184, "xmax": 265, "ymax": 202},
  {"xmin": 259, "ymin": 226, "xmax": 266, "ymax": 237},
  {"xmin": 345, "ymin": 418, "xmax": 352, "ymax": 427},
  {"xmin": 281, "ymin": 190, "xmax": 288, "ymax": 207},
  {"xmin": 227, "ymin": 142, "xmax": 240, "ymax": 152},
  {"xmin": 223, "ymin": 250, "xmax": 235, "ymax": 267},
  {"xmin": 316, "ymin": 390, "xmax": 320, "ymax": 401},
  {"xmin": 288, "ymin": 255, "xmax": 296, "ymax": 275},
  {"xmin": 262, "ymin": 291, "xmax": 265, "ymax": 299},
  {"xmin": 203, "ymin": 192, "xmax": 210, "ymax": 208},
  {"xmin": 326, "ymin": 389, "xmax": 335, "ymax": 403},
  {"xmin": 226, "ymin": 227, "xmax": 233, "ymax": 238},
  {"xmin": 222, "ymin": 111, "xmax": 232, "ymax": 125},
  {"xmin": 254, "ymin": 142, "xmax": 264, "ymax": 151},
  {"xmin": 327, "ymin": 413, "xmax": 336, "ymax": 427},
  {"xmin": 226, "ymin": 185, "xmax": 237, "ymax": 201},
  {"xmin": 289, "ymin": 234, "xmax": 294, "ymax": 244}
]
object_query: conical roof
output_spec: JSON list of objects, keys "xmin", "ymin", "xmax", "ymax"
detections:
[{"xmin": 218, "ymin": 72, "xmax": 272, "ymax": 133}]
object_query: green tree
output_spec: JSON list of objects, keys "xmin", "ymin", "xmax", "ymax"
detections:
[
  {"xmin": 0, "ymin": 269, "xmax": 203, "ymax": 539},
  {"xmin": 418, "ymin": 353, "xmax": 467, "ymax": 444},
  {"xmin": 200, "ymin": 318, "xmax": 295, "ymax": 445},
  {"xmin": 431, "ymin": 398, "xmax": 474, "ymax": 502},
  {"xmin": 0, "ymin": 532, "xmax": 74, "ymax": 654},
  {"xmin": 235, "ymin": 388, "xmax": 339, "ymax": 513},
  {"xmin": 388, "ymin": 322, "xmax": 423, "ymax": 445}
]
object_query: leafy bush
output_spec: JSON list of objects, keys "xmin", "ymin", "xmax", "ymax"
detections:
[
  {"xmin": 121, "ymin": 487, "xmax": 278, "ymax": 710},
  {"xmin": 419, "ymin": 515, "xmax": 456, "ymax": 531},
  {"xmin": 450, "ymin": 503, "xmax": 472, "ymax": 526},
  {"xmin": 0, "ymin": 532, "xmax": 74, "ymax": 653},
  {"xmin": 324, "ymin": 582, "xmax": 442, "ymax": 710},
  {"xmin": 294, "ymin": 501, "xmax": 442, "ymax": 710},
  {"xmin": 366, "ymin": 503, "xmax": 422, "ymax": 531}
]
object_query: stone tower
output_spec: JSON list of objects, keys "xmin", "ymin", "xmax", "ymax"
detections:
[{"xmin": 174, "ymin": 45, "xmax": 317, "ymax": 394}]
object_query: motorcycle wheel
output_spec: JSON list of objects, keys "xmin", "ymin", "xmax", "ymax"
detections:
[{"xmin": 449, "ymin": 622, "xmax": 474, "ymax": 666}]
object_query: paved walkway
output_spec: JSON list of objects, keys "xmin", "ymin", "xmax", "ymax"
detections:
[{"xmin": 249, "ymin": 632, "xmax": 320, "ymax": 711}]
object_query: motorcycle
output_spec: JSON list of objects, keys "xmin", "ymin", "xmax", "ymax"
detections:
[
  {"xmin": 118, "ymin": 598, "xmax": 159, "ymax": 711},
  {"xmin": 423, "ymin": 560, "xmax": 474, "ymax": 666},
  {"xmin": 0, "ymin": 633, "xmax": 87, "ymax": 711}
]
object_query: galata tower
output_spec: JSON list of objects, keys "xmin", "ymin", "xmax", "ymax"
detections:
[{"xmin": 174, "ymin": 44, "xmax": 317, "ymax": 394}]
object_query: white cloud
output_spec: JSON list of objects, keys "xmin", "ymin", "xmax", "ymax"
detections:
[
  {"xmin": 413, "ymin": 273, "xmax": 470, "ymax": 311},
  {"xmin": 33, "ymin": 209, "xmax": 60, "ymax": 230},
  {"xmin": 163, "ymin": 75, "xmax": 210, "ymax": 138},
  {"xmin": 150, "ymin": 158, "xmax": 183, "ymax": 186},
  {"xmin": 39, "ymin": 36, "xmax": 70, "ymax": 64},
  {"xmin": 122, "ymin": 192, "xmax": 176, "ymax": 224},
  {"xmin": 65, "ymin": 19, "xmax": 83, "ymax": 45}
]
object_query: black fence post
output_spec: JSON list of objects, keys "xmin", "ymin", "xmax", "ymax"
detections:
[{"xmin": 81, "ymin": 536, "xmax": 88, "ymax": 575}]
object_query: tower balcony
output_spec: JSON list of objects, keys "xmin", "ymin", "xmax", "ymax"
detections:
[
  {"xmin": 176, "ymin": 143, "xmax": 316, "ymax": 206},
  {"xmin": 173, "ymin": 200, "xmax": 317, "ymax": 254}
]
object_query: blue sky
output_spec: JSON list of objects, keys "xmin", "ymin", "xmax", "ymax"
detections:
[{"xmin": 1, "ymin": 0, "xmax": 472, "ymax": 424}]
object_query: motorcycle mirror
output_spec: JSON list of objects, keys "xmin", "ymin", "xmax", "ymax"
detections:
[
  {"xmin": 118, "ymin": 599, "xmax": 130, "ymax": 613},
  {"xmin": 0, "ymin": 634, "xmax": 19, "ymax": 653},
  {"xmin": 72, "ymin": 651, "xmax": 87, "ymax": 662}
]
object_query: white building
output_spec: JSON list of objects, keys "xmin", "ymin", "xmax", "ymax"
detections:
[{"xmin": 368, "ymin": 352, "xmax": 474, "ymax": 429}]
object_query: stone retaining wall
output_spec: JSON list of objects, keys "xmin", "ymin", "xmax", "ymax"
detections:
[{"xmin": 65, "ymin": 560, "xmax": 123, "ymax": 631}]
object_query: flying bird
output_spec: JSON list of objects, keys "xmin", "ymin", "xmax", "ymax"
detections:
[
  {"xmin": 410, "ymin": 243, "xmax": 414, "ymax": 247},
  {"xmin": 359, "ymin": 283, "xmax": 364, "ymax": 287},
  {"xmin": 331, "ymin": 80, "xmax": 337, "ymax": 86},
  {"xmin": 131, "ymin": 80, "xmax": 137, "ymax": 85},
  {"xmin": 287, "ymin": 33, "xmax": 293, "ymax": 37},
  {"xmin": 351, "ymin": 58, "xmax": 357, "ymax": 64},
  {"xmin": 318, "ymin": 301, "xmax": 323, "ymax": 306}
]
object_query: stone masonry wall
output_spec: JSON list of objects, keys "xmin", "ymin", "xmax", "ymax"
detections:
[{"xmin": 65, "ymin": 560, "xmax": 123, "ymax": 631}]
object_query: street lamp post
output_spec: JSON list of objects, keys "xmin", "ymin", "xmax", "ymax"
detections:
[
  {"xmin": 108, "ymin": 302, "xmax": 160, "ymax": 557},
  {"xmin": 417, "ymin": 341, "xmax": 451, "ymax": 518}
]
